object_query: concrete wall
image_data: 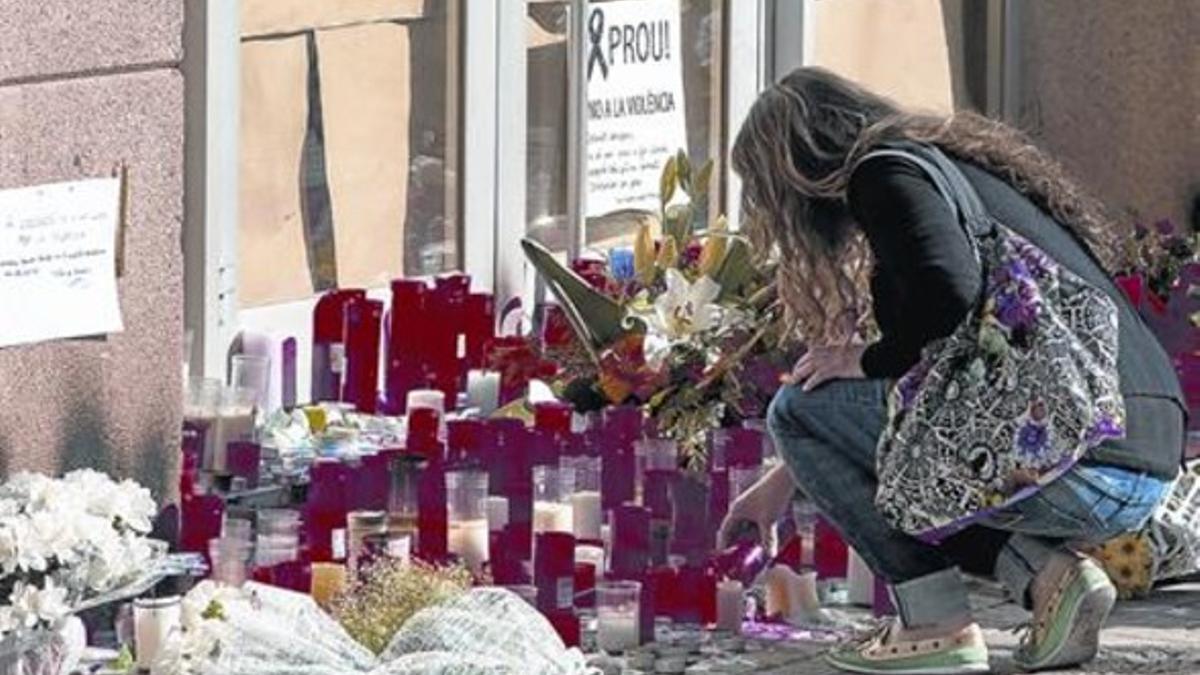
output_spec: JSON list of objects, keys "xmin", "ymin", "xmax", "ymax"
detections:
[
  {"xmin": 0, "ymin": 2, "xmax": 184, "ymax": 501},
  {"xmin": 1016, "ymin": 0, "xmax": 1199, "ymax": 231}
]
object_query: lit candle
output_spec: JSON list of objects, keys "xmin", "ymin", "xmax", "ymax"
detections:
[
  {"xmin": 597, "ymin": 579, "xmax": 642, "ymax": 653},
  {"xmin": 570, "ymin": 490, "xmax": 602, "ymax": 540},
  {"xmin": 715, "ymin": 579, "xmax": 744, "ymax": 633},
  {"xmin": 310, "ymin": 562, "xmax": 348, "ymax": 607},
  {"xmin": 134, "ymin": 596, "xmax": 181, "ymax": 671},
  {"xmin": 448, "ymin": 518, "xmax": 490, "ymax": 574},
  {"xmin": 485, "ymin": 496, "xmax": 510, "ymax": 532},
  {"xmin": 533, "ymin": 501, "xmax": 574, "ymax": 534},
  {"xmin": 793, "ymin": 570, "xmax": 821, "ymax": 615},
  {"xmin": 596, "ymin": 613, "xmax": 639, "ymax": 653},
  {"xmin": 467, "ymin": 370, "xmax": 501, "ymax": 416},
  {"xmin": 847, "ymin": 548, "xmax": 874, "ymax": 607}
]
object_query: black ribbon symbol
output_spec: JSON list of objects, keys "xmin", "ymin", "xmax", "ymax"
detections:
[{"xmin": 587, "ymin": 8, "xmax": 608, "ymax": 81}]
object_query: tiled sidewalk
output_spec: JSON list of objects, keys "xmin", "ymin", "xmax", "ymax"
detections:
[
  {"xmin": 602, "ymin": 581, "xmax": 1200, "ymax": 674},
  {"xmin": 742, "ymin": 582, "xmax": 1200, "ymax": 675}
]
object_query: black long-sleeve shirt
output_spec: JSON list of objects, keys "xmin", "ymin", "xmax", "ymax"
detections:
[{"xmin": 845, "ymin": 152, "xmax": 1186, "ymax": 479}]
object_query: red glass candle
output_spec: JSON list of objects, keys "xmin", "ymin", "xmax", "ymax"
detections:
[
  {"xmin": 533, "ymin": 401, "xmax": 574, "ymax": 436},
  {"xmin": 270, "ymin": 560, "xmax": 311, "ymax": 593},
  {"xmin": 610, "ymin": 504, "xmax": 650, "ymax": 581},
  {"xmin": 181, "ymin": 494, "xmax": 223, "ymax": 555},
  {"xmin": 534, "ymin": 532, "xmax": 576, "ymax": 613},
  {"xmin": 643, "ymin": 469, "xmax": 676, "ymax": 566},
  {"xmin": 312, "ymin": 289, "xmax": 366, "ymax": 403},
  {"xmin": 385, "ymin": 279, "xmax": 430, "ymax": 414},
  {"xmin": 430, "ymin": 274, "xmax": 470, "ymax": 404},
  {"xmin": 464, "ymin": 292, "xmax": 496, "ymax": 369},
  {"xmin": 446, "ymin": 419, "xmax": 484, "ymax": 470},
  {"xmin": 574, "ymin": 562, "xmax": 596, "ymax": 609},
  {"xmin": 226, "ymin": 441, "xmax": 261, "ymax": 489},
  {"xmin": 490, "ymin": 525, "xmax": 532, "ymax": 585},
  {"xmin": 342, "ymin": 297, "xmax": 383, "ymax": 414},
  {"xmin": 668, "ymin": 473, "xmax": 709, "ymax": 563},
  {"xmin": 497, "ymin": 423, "xmax": 533, "ymax": 561},
  {"xmin": 354, "ymin": 450, "xmax": 395, "ymax": 511},
  {"xmin": 546, "ymin": 610, "xmax": 581, "ymax": 648},
  {"xmin": 306, "ymin": 459, "xmax": 351, "ymax": 562},
  {"xmin": 815, "ymin": 516, "xmax": 850, "ymax": 580},
  {"xmin": 707, "ymin": 469, "xmax": 730, "ymax": 551},
  {"xmin": 414, "ymin": 439, "xmax": 448, "ymax": 562},
  {"xmin": 649, "ymin": 565, "xmax": 678, "ymax": 619},
  {"xmin": 673, "ymin": 564, "xmax": 707, "ymax": 625},
  {"xmin": 709, "ymin": 541, "xmax": 768, "ymax": 587}
]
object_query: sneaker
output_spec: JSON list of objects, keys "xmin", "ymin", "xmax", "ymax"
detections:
[
  {"xmin": 1014, "ymin": 556, "xmax": 1116, "ymax": 672},
  {"xmin": 826, "ymin": 619, "xmax": 991, "ymax": 674}
]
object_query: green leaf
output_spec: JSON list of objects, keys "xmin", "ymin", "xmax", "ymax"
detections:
[
  {"xmin": 521, "ymin": 238, "xmax": 638, "ymax": 360},
  {"xmin": 711, "ymin": 237, "xmax": 754, "ymax": 299},
  {"xmin": 659, "ymin": 155, "xmax": 677, "ymax": 208},
  {"xmin": 664, "ymin": 203, "xmax": 694, "ymax": 244},
  {"xmin": 675, "ymin": 149, "xmax": 692, "ymax": 194}
]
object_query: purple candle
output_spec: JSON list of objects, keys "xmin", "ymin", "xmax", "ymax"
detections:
[
  {"xmin": 643, "ymin": 469, "xmax": 676, "ymax": 566},
  {"xmin": 707, "ymin": 469, "xmax": 730, "ymax": 550},
  {"xmin": 385, "ymin": 279, "xmax": 429, "ymax": 414},
  {"xmin": 668, "ymin": 473, "xmax": 710, "ymax": 563},
  {"xmin": 306, "ymin": 458, "xmax": 351, "ymax": 562},
  {"xmin": 342, "ymin": 297, "xmax": 384, "ymax": 414},
  {"xmin": 446, "ymin": 419, "xmax": 484, "ymax": 469},
  {"xmin": 497, "ymin": 423, "xmax": 533, "ymax": 560}
]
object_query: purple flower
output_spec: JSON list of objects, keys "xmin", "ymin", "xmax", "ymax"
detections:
[
  {"xmin": 1154, "ymin": 218, "xmax": 1177, "ymax": 236},
  {"xmin": 995, "ymin": 288, "xmax": 1041, "ymax": 331},
  {"xmin": 1085, "ymin": 415, "xmax": 1124, "ymax": 446},
  {"xmin": 1015, "ymin": 421, "xmax": 1050, "ymax": 458}
]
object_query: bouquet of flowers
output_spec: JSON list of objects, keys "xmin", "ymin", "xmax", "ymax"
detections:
[
  {"xmin": 0, "ymin": 470, "xmax": 160, "ymax": 641},
  {"xmin": 523, "ymin": 151, "xmax": 797, "ymax": 464}
]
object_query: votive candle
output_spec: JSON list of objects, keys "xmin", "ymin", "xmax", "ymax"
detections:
[
  {"xmin": 134, "ymin": 596, "xmax": 181, "ymax": 671},
  {"xmin": 485, "ymin": 495, "xmax": 510, "ymax": 532},
  {"xmin": 715, "ymin": 579, "xmax": 744, "ymax": 633},
  {"xmin": 467, "ymin": 370, "xmax": 501, "ymax": 416},
  {"xmin": 596, "ymin": 580, "xmax": 641, "ymax": 653}
]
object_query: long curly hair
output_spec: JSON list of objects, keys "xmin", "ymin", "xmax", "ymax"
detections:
[{"xmin": 731, "ymin": 67, "xmax": 1116, "ymax": 345}]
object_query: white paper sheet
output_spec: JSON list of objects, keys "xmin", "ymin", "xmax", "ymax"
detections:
[
  {"xmin": 0, "ymin": 177, "xmax": 124, "ymax": 348},
  {"xmin": 585, "ymin": 0, "xmax": 688, "ymax": 218}
]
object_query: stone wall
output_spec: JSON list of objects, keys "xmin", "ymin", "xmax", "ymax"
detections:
[
  {"xmin": 1016, "ymin": 0, "xmax": 1199, "ymax": 231},
  {"xmin": 0, "ymin": 2, "xmax": 184, "ymax": 501}
]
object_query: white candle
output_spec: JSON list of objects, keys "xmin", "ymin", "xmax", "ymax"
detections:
[
  {"xmin": 571, "ymin": 490, "xmax": 602, "ymax": 540},
  {"xmin": 484, "ymin": 496, "xmax": 510, "ymax": 532},
  {"xmin": 533, "ymin": 501, "xmax": 573, "ymax": 534},
  {"xmin": 716, "ymin": 580, "xmax": 744, "ymax": 633},
  {"xmin": 576, "ymin": 544, "xmax": 605, "ymax": 575},
  {"xmin": 847, "ymin": 548, "xmax": 874, "ymax": 607},
  {"xmin": 764, "ymin": 565, "xmax": 791, "ymax": 617},
  {"xmin": 466, "ymin": 370, "xmax": 501, "ymax": 415},
  {"xmin": 134, "ymin": 596, "xmax": 182, "ymax": 670},
  {"xmin": 597, "ymin": 612, "xmax": 639, "ymax": 653},
  {"xmin": 448, "ymin": 519, "xmax": 490, "ymax": 574},
  {"xmin": 793, "ymin": 570, "xmax": 822, "ymax": 614}
]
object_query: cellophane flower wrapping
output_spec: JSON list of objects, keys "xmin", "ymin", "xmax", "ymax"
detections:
[{"xmin": 157, "ymin": 583, "xmax": 590, "ymax": 675}]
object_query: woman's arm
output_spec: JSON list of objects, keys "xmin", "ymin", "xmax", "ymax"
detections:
[{"xmin": 847, "ymin": 155, "xmax": 982, "ymax": 377}]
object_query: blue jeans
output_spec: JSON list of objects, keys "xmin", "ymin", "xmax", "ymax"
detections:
[{"xmin": 768, "ymin": 379, "xmax": 1172, "ymax": 629}]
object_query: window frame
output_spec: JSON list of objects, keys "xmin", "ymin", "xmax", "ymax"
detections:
[{"xmin": 184, "ymin": 0, "xmax": 776, "ymax": 385}]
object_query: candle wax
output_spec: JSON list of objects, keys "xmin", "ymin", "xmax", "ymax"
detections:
[
  {"xmin": 596, "ymin": 612, "xmax": 639, "ymax": 653},
  {"xmin": 448, "ymin": 519, "xmax": 490, "ymax": 574},
  {"xmin": 570, "ymin": 491, "xmax": 602, "ymax": 540},
  {"xmin": 532, "ymin": 501, "xmax": 573, "ymax": 534}
]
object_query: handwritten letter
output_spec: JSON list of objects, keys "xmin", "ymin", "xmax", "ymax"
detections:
[{"xmin": 0, "ymin": 178, "xmax": 124, "ymax": 347}]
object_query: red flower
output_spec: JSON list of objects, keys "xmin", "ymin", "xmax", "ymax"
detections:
[{"xmin": 597, "ymin": 333, "xmax": 667, "ymax": 404}]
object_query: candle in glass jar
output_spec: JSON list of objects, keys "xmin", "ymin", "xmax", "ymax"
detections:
[
  {"xmin": 485, "ymin": 496, "xmax": 510, "ymax": 532},
  {"xmin": 570, "ymin": 490, "xmax": 602, "ymax": 541},
  {"xmin": 596, "ymin": 580, "xmax": 642, "ymax": 653},
  {"xmin": 466, "ymin": 370, "xmax": 501, "ymax": 415},
  {"xmin": 311, "ymin": 563, "xmax": 348, "ymax": 607},
  {"xmin": 448, "ymin": 518, "xmax": 489, "ymax": 574},
  {"xmin": 134, "ymin": 596, "xmax": 181, "ymax": 671},
  {"xmin": 847, "ymin": 548, "xmax": 874, "ymax": 607},
  {"xmin": 715, "ymin": 580, "xmax": 744, "ymax": 633},
  {"xmin": 533, "ymin": 501, "xmax": 574, "ymax": 534}
]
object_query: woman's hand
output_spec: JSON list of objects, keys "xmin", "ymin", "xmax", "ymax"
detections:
[
  {"xmin": 717, "ymin": 464, "xmax": 797, "ymax": 554},
  {"xmin": 781, "ymin": 345, "xmax": 867, "ymax": 391}
]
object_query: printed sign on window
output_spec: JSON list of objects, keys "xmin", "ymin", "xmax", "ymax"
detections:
[{"xmin": 585, "ymin": 0, "xmax": 688, "ymax": 218}]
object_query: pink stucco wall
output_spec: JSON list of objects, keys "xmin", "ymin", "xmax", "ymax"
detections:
[{"xmin": 0, "ymin": 1, "xmax": 184, "ymax": 502}]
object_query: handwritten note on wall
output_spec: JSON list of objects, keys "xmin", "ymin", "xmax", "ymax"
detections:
[{"xmin": 0, "ymin": 178, "xmax": 124, "ymax": 348}]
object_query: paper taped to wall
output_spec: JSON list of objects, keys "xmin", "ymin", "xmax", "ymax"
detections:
[{"xmin": 0, "ymin": 177, "xmax": 124, "ymax": 348}]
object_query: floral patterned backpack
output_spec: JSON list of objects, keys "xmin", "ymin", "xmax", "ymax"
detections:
[{"xmin": 863, "ymin": 143, "xmax": 1126, "ymax": 538}]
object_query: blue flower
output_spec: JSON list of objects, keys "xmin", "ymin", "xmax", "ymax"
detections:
[{"xmin": 609, "ymin": 247, "xmax": 635, "ymax": 282}]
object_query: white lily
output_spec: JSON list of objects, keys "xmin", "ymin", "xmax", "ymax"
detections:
[{"xmin": 652, "ymin": 269, "xmax": 722, "ymax": 340}]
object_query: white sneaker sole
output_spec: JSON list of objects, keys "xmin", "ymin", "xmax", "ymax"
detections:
[
  {"xmin": 827, "ymin": 655, "xmax": 992, "ymax": 675},
  {"xmin": 1018, "ymin": 576, "xmax": 1116, "ymax": 672}
]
